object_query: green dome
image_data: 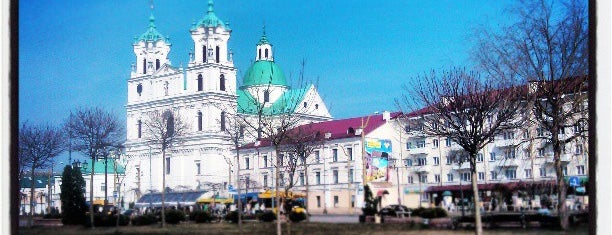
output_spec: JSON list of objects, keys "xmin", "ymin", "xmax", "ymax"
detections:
[
  {"xmin": 192, "ymin": 0, "xmax": 229, "ymax": 30},
  {"xmin": 135, "ymin": 14, "xmax": 170, "ymax": 44},
  {"xmin": 242, "ymin": 60, "xmax": 288, "ymax": 88}
]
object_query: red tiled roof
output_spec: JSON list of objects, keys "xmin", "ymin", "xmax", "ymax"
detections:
[{"xmin": 240, "ymin": 112, "xmax": 402, "ymax": 149}]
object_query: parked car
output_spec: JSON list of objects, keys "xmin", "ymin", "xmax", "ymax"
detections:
[{"xmin": 379, "ymin": 204, "xmax": 411, "ymax": 217}]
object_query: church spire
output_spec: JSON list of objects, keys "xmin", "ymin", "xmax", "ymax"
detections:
[{"xmin": 207, "ymin": 0, "xmax": 214, "ymax": 14}]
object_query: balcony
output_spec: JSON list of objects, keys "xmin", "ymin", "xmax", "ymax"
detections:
[
  {"xmin": 544, "ymin": 154, "xmax": 572, "ymax": 164},
  {"xmin": 494, "ymin": 138, "xmax": 520, "ymax": 148},
  {"xmin": 452, "ymin": 162, "xmax": 471, "ymax": 171},
  {"xmin": 412, "ymin": 165, "xmax": 432, "ymax": 174},
  {"xmin": 408, "ymin": 147, "xmax": 429, "ymax": 155}
]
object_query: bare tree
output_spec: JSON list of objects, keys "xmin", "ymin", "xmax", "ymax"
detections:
[
  {"xmin": 19, "ymin": 122, "xmax": 65, "ymax": 227},
  {"xmin": 281, "ymin": 124, "xmax": 325, "ymax": 221},
  {"xmin": 219, "ymin": 110, "xmax": 246, "ymax": 233},
  {"xmin": 398, "ymin": 69, "xmax": 524, "ymax": 235},
  {"xmin": 65, "ymin": 107, "xmax": 123, "ymax": 228},
  {"xmin": 142, "ymin": 109, "xmax": 187, "ymax": 228},
  {"xmin": 473, "ymin": 0, "xmax": 588, "ymax": 229}
]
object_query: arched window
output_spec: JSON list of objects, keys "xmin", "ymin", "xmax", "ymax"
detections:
[
  {"xmin": 265, "ymin": 48, "xmax": 269, "ymax": 58},
  {"xmin": 264, "ymin": 90, "xmax": 270, "ymax": 103},
  {"xmin": 137, "ymin": 83, "xmax": 143, "ymax": 96},
  {"xmin": 164, "ymin": 81, "xmax": 169, "ymax": 96},
  {"xmin": 220, "ymin": 74, "xmax": 225, "ymax": 91},
  {"xmin": 203, "ymin": 46, "xmax": 207, "ymax": 62},
  {"xmin": 143, "ymin": 59, "xmax": 147, "ymax": 74},
  {"xmin": 197, "ymin": 74, "xmax": 203, "ymax": 91},
  {"xmin": 303, "ymin": 102, "xmax": 307, "ymax": 108},
  {"xmin": 258, "ymin": 49, "xmax": 261, "ymax": 60},
  {"xmin": 156, "ymin": 59, "xmax": 160, "ymax": 70},
  {"xmin": 315, "ymin": 104, "xmax": 319, "ymax": 109},
  {"xmin": 137, "ymin": 120, "xmax": 142, "ymax": 138},
  {"xmin": 197, "ymin": 112, "xmax": 203, "ymax": 131},
  {"xmin": 215, "ymin": 46, "xmax": 220, "ymax": 63},
  {"xmin": 220, "ymin": 111, "xmax": 226, "ymax": 131}
]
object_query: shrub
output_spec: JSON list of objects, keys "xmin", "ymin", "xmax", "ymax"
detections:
[
  {"xmin": 289, "ymin": 211, "xmax": 307, "ymax": 223},
  {"xmin": 259, "ymin": 211, "xmax": 276, "ymax": 222},
  {"xmin": 225, "ymin": 211, "xmax": 239, "ymax": 223},
  {"xmin": 165, "ymin": 209, "xmax": 186, "ymax": 224},
  {"xmin": 411, "ymin": 207, "xmax": 447, "ymax": 219},
  {"xmin": 131, "ymin": 214, "xmax": 158, "ymax": 226},
  {"xmin": 190, "ymin": 210, "xmax": 212, "ymax": 223}
]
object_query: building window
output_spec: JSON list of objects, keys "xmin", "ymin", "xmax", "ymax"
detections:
[
  {"xmin": 461, "ymin": 172, "xmax": 471, "ymax": 182},
  {"xmin": 101, "ymin": 183, "xmax": 106, "ymax": 192},
  {"xmin": 347, "ymin": 148, "xmax": 353, "ymax": 161},
  {"xmin": 195, "ymin": 161, "xmax": 201, "ymax": 175},
  {"xmin": 351, "ymin": 195, "xmax": 355, "ymax": 208},
  {"xmin": 315, "ymin": 172, "xmax": 321, "ymax": 185},
  {"xmin": 316, "ymin": 196, "xmax": 321, "ymax": 208},
  {"xmin": 220, "ymin": 74, "xmax": 225, "ymax": 91},
  {"xmin": 197, "ymin": 112, "xmax": 203, "ymax": 131},
  {"xmin": 417, "ymin": 157, "xmax": 426, "ymax": 166},
  {"xmin": 491, "ymin": 171, "xmax": 498, "ymax": 180},
  {"xmin": 197, "ymin": 74, "xmax": 203, "ymax": 91},
  {"xmin": 245, "ymin": 157, "xmax": 250, "ymax": 169},
  {"xmin": 435, "ymin": 174, "xmax": 441, "ymax": 183},
  {"xmin": 478, "ymin": 172, "xmax": 485, "ymax": 181},
  {"xmin": 563, "ymin": 166, "xmax": 568, "ymax": 175},
  {"xmin": 505, "ymin": 169, "xmax": 516, "ymax": 179},
  {"xmin": 539, "ymin": 167, "xmax": 547, "ymax": 177},
  {"xmin": 137, "ymin": 83, "xmax": 143, "ymax": 96},
  {"xmin": 279, "ymin": 154, "xmax": 284, "ymax": 167},
  {"xmin": 407, "ymin": 176, "xmax": 414, "ymax": 184},
  {"xmin": 405, "ymin": 159, "xmax": 413, "ymax": 166},
  {"xmin": 477, "ymin": 153, "xmax": 484, "ymax": 162},
  {"xmin": 220, "ymin": 111, "xmax": 226, "ymax": 131},
  {"xmin": 506, "ymin": 148, "xmax": 516, "ymax": 159},
  {"xmin": 264, "ymin": 90, "xmax": 270, "ymax": 103},
  {"xmin": 489, "ymin": 152, "xmax": 496, "ymax": 161},
  {"xmin": 419, "ymin": 174, "xmax": 427, "ymax": 183},
  {"xmin": 332, "ymin": 149, "xmax": 338, "ymax": 162},
  {"xmin": 349, "ymin": 169, "xmax": 354, "ymax": 183},
  {"xmin": 143, "ymin": 59, "xmax": 147, "ymax": 74},
  {"xmin": 166, "ymin": 157, "xmax": 171, "ymax": 175},
  {"xmin": 445, "ymin": 138, "xmax": 451, "ymax": 147},
  {"xmin": 446, "ymin": 156, "xmax": 452, "ymax": 165},
  {"xmin": 433, "ymin": 157, "xmax": 440, "ymax": 166},
  {"xmin": 258, "ymin": 49, "xmax": 261, "ymax": 60},
  {"xmin": 577, "ymin": 165, "xmax": 585, "ymax": 175},
  {"xmin": 314, "ymin": 151, "xmax": 320, "ymax": 163},
  {"xmin": 575, "ymin": 144, "xmax": 583, "ymax": 155},
  {"xmin": 525, "ymin": 169, "xmax": 532, "ymax": 178},
  {"xmin": 215, "ymin": 46, "xmax": 220, "ymax": 63},
  {"xmin": 137, "ymin": 120, "xmax": 142, "ymax": 138},
  {"xmin": 156, "ymin": 59, "xmax": 160, "ymax": 70},
  {"xmin": 263, "ymin": 156, "xmax": 268, "ymax": 168},
  {"xmin": 315, "ymin": 104, "xmax": 319, "ymax": 109},
  {"xmin": 203, "ymin": 46, "xmax": 207, "ymax": 62},
  {"xmin": 299, "ymin": 172, "xmax": 305, "ymax": 185},
  {"xmin": 265, "ymin": 48, "xmax": 269, "ymax": 59},
  {"xmin": 334, "ymin": 196, "xmax": 339, "ymax": 207},
  {"xmin": 537, "ymin": 128, "xmax": 545, "ymax": 137},
  {"xmin": 503, "ymin": 131, "xmax": 514, "ymax": 140},
  {"xmin": 333, "ymin": 169, "xmax": 339, "ymax": 184},
  {"xmin": 263, "ymin": 175, "xmax": 268, "ymax": 187},
  {"xmin": 447, "ymin": 173, "xmax": 454, "ymax": 182},
  {"xmin": 433, "ymin": 139, "xmax": 439, "ymax": 148}
]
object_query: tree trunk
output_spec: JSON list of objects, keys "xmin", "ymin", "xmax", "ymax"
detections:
[
  {"xmin": 236, "ymin": 143, "xmax": 242, "ymax": 234},
  {"xmin": 161, "ymin": 148, "xmax": 166, "ymax": 228},
  {"xmin": 90, "ymin": 158, "xmax": 95, "ymax": 229},
  {"xmin": 555, "ymin": 154, "xmax": 569, "ymax": 230},
  {"xmin": 304, "ymin": 164, "xmax": 310, "ymax": 222},
  {"xmin": 28, "ymin": 167, "xmax": 35, "ymax": 228},
  {"xmin": 275, "ymin": 148, "xmax": 281, "ymax": 235},
  {"xmin": 470, "ymin": 157, "xmax": 482, "ymax": 235}
]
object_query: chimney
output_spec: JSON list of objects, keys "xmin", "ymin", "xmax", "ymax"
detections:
[{"xmin": 383, "ymin": 111, "xmax": 391, "ymax": 121}]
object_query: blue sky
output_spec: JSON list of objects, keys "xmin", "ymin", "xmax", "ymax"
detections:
[{"xmin": 19, "ymin": 0, "xmax": 515, "ymax": 166}]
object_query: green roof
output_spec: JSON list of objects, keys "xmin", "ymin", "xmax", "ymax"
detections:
[
  {"xmin": 257, "ymin": 26, "xmax": 271, "ymax": 46},
  {"xmin": 135, "ymin": 14, "xmax": 170, "ymax": 44},
  {"xmin": 242, "ymin": 60, "xmax": 287, "ymax": 88},
  {"xmin": 237, "ymin": 87, "xmax": 308, "ymax": 115},
  {"xmin": 192, "ymin": 0, "xmax": 229, "ymax": 30},
  {"xmin": 20, "ymin": 176, "xmax": 53, "ymax": 189},
  {"xmin": 81, "ymin": 158, "xmax": 126, "ymax": 175}
]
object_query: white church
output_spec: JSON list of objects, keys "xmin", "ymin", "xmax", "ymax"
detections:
[{"xmin": 122, "ymin": 1, "xmax": 331, "ymax": 205}]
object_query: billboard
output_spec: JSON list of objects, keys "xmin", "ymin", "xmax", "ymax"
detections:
[{"xmin": 365, "ymin": 138, "xmax": 392, "ymax": 183}]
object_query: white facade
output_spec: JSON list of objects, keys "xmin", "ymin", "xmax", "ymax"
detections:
[{"xmin": 122, "ymin": 2, "xmax": 331, "ymax": 205}]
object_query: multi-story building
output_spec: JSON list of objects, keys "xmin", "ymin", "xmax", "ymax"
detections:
[
  {"xmin": 122, "ymin": 1, "xmax": 331, "ymax": 206},
  {"xmin": 19, "ymin": 175, "xmax": 54, "ymax": 215}
]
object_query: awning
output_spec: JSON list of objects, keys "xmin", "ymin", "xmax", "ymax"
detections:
[
  {"xmin": 197, "ymin": 198, "xmax": 234, "ymax": 204},
  {"xmin": 258, "ymin": 190, "xmax": 305, "ymax": 199},
  {"xmin": 134, "ymin": 191, "xmax": 207, "ymax": 208}
]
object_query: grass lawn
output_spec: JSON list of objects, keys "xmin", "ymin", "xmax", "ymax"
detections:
[{"xmin": 18, "ymin": 222, "xmax": 588, "ymax": 235}]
